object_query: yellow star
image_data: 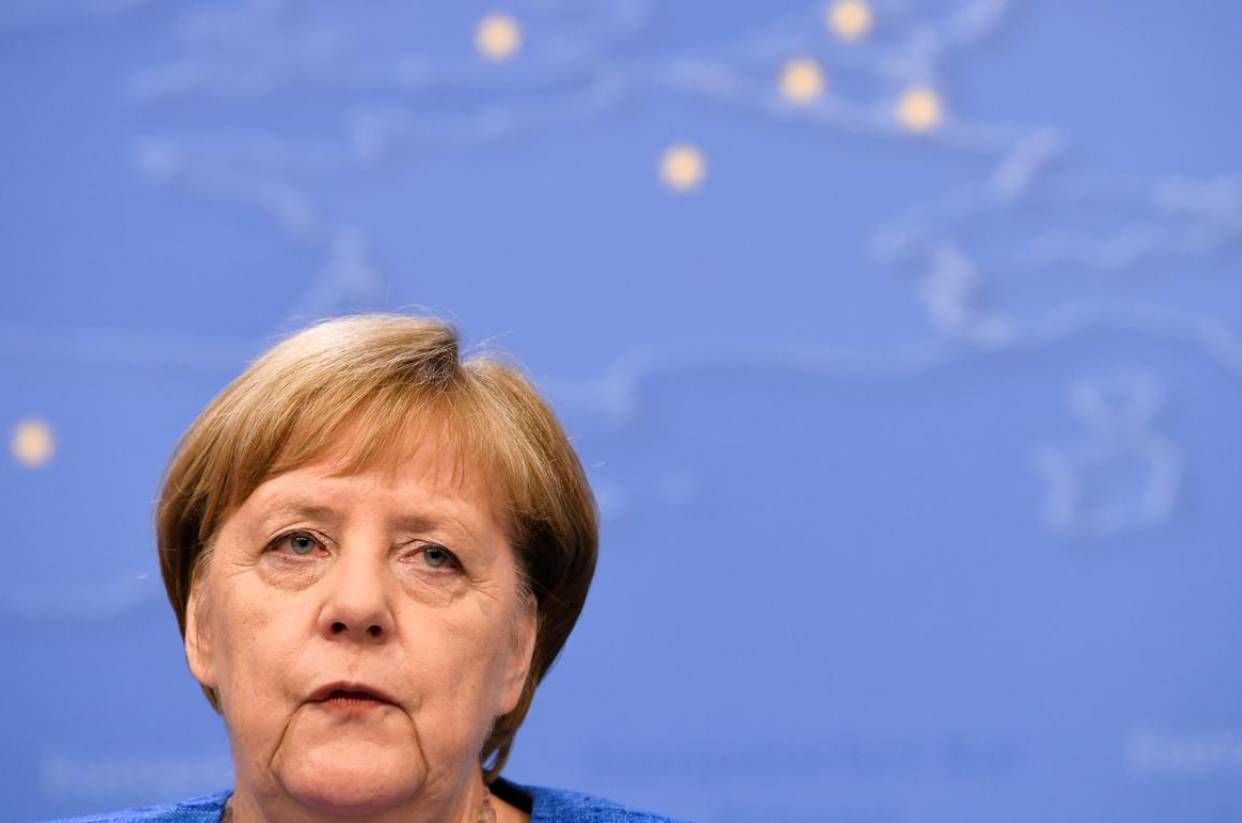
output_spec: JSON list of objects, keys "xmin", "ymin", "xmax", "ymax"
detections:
[
  {"xmin": 11, "ymin": 418, "xmax": 54, "ymax": 468},
  {"xmin": 827, "ymin": 0, "xmax": 873, "ymax": 42},
  {"xmin": 896, "ymin": 87, "xmax": 944, "ymax": 133},
  {"xmin": 660, "ymin": 143, "xmax": 707, "ymax": 193},
  {"xmin": 475, "ymin": 13, "xmax": 521, "ymax": 62},
  {"xmin": 780, "ymin": 58, "xmax": 826, "ymax": 105}
]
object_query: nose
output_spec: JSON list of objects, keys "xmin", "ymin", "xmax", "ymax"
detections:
[{"xmin": 319, "ymin": 538, "xmax": 394, "ymax": 643}]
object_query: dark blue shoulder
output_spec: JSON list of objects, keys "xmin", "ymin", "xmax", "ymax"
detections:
[
  {"xmin": 39, "ymin": 790, "xmax": 232, "ymax": 823},
  {"xmin": 495, "ymin": 777, "xmax": 691, "ymax": 823},
  {"xmin": 44, "ymin": 784, "xmax": 688, "ymax": 823}
]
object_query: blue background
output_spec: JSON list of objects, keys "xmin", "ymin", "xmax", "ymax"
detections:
[{"xmin": 4, "ymin": 1, "xmax": 1242, "ymax": 820}]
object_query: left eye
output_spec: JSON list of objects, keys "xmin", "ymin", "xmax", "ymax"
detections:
[{"xmin": 420, "ymin": 545, "xmax": 458, "ymax": 570}]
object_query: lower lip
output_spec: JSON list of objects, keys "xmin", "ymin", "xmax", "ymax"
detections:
[{"xmin": 316, "ymin": 695, "xmax": 392, "ymax": 714}]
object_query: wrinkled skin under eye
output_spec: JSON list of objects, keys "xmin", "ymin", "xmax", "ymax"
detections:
[{"xmin": 267, "ymin": 530, "xmax": 463, "ymax": 572}]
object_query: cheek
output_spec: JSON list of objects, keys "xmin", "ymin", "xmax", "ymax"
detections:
[
  {"xmin": 213, "ymin": 579, "xmax": 309, "ymax": 712},
  {"xmin": 402, "ymin": 605, "xmax": 519, "ymax": 732}
]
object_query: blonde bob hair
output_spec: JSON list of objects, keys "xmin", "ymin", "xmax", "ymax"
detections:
[{"xmin": 155, "ymin": 313, "xmax": 598, "ymax": 782}]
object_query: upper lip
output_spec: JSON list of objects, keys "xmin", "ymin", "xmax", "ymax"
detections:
[{"xmin": 309, "ymin": 681, "xmax": 397, "ymax": 705}]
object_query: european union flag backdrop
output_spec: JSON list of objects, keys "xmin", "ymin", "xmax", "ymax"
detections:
[{"xmin": 4, "ymin": 1, "xmax": 1242, "ymax": 820}]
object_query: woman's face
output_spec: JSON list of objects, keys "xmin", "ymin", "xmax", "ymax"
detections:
[{"xmin": 184, "ymin": 435, "xmax": 537, "ymax": 817}]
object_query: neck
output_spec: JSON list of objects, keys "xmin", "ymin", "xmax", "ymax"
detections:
[{"xmin": 224, "ymin": 766, "xmax": 497, "ymax": 823}]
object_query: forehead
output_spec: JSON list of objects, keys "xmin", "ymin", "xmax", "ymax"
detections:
[{"xmin": 241, "ymin": 425, "xmax": 507, "ymax": 538}]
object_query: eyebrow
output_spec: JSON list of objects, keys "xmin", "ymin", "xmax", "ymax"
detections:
[
  {"xmin": 255, "ymin": 499, "xmax": 464, "ymax": 540},
  {"xmin": 256, "ymin": 501, "xmax": 340, "ymax": 528}
]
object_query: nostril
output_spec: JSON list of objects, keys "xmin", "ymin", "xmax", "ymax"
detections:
[{"xmin": 327, "ymin": 621, "xmax": 383, "ymax": 638}]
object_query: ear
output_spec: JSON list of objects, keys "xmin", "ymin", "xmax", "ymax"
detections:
[
  {"xmin": 497, "ymin": 595, "xmax": 538, "ymax": 717},
  {"xmin": 183, "ymin": 576, "xmax": 218, "ymax": 692}
]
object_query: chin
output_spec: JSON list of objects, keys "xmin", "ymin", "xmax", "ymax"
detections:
[{"xmin": 275, "ymin": 738, "xmax": 426, "ymax": 814}]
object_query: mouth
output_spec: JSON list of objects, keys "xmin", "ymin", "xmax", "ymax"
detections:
[{"xmin": 309, "ymin": 681, "xmax": 397, "ymax": 707}]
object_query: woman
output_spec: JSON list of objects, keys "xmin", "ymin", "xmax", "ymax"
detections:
[{"xmin": 50, "ymin": 314, "xmax": 683, "ymax": 823}]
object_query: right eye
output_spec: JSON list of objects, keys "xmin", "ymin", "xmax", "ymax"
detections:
[{"xmin": 269, "ymin": 530, "xmax": 325, "ymax": 557}]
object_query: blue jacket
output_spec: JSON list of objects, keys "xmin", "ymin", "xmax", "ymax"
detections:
[{"xmin": 43, "ymin": 776, "xmax": 687, "ymax": 822}]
